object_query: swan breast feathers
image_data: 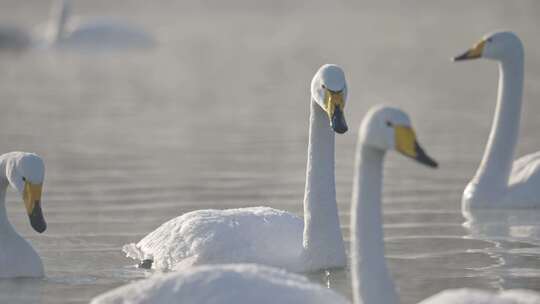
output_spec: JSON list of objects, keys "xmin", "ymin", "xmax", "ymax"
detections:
[{"xmin": 123, "ymin": 207, "xmax": 304, "ymax": 270}]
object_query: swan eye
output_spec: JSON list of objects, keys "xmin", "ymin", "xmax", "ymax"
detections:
[
  {"xmin": 22, "ymin": 177, "xmax": 26, "ymax": 182},
  {"xmin": 386, "ymin": 121, "xmax": 393, "ymax": 127},
  {"xmin": 486, "ymin": 38, "xmax": 493, "ymax": 43},
  {"xmin": 321, "ymin": 84, "xmax": 326, "ymax": 89}
]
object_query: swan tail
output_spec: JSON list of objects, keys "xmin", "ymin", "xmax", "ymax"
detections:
[{"xmin": 122, "ymin": 243, "xmax": 147, "ymax": 261}]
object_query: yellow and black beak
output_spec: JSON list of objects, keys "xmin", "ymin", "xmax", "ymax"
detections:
[
  {"xmin": 395, "ymin": 126, "xmax": 438, "ymax": 168},
  {"xmin": 23, "ymin": 181, "xmax": 46, "ymax": 233},
  {"xmin": 323, "ymin": 88, "xmax": 348, "ymax": 134},
  {"xmin": 453, "ymin": 39, "xmax": 486, "ymax": 61}
]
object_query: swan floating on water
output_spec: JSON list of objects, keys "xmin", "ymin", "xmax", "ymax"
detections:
[
  {"xmin": 0, "ymin": 152, "xmax": 46, "ymax": 278},
  {"xmin": 92, "ymin": 106, "xmax": 540, "ymax": 304},
  {"xmin": 350, "ymin": 106, "xmax": 539, "ymax": 304},
  {"xmin": 42, "ymin": 0, "xmax": 155, "ymax": 50},
  {"xmin": 1, "ymin": 1, "xmax": 154, "ymax": 52},
  {"xmin": 454, "ymin": 31, "xmax": 540, "ymax": 209},
  {"xmin": 122, "ymin": 64, "xmax": 348, "ymax": 272}
]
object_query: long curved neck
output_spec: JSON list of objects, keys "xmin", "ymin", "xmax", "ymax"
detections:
[
  {"xmin": 301, "ymin": 100, "xmax": 345, "ymax": 266},
  {"xmin": 351, "ymin": 145, "xmax": 398, "ymax": 304},
  {"xmin": 0, "ymin": 157, "xmax": 13, "ymax": 232},
  {"xmin": 473, "ymin": 55, "xmax": 524, "ymax": 192},
  {"xmin": 50, "ymin": 0, "xmax": 70, "ymax": 41}
]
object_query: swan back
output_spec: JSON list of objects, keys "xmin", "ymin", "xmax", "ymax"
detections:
[
  {"xmin": 123, "ymin": 207, "xmax": 305, "ymax": 271},
  {"xmin": 90, "ymin": 264, "xmax": 349, "ymax": 304},
  {"xmin": 418, "ymin": 288, "xmax": 540, "ymax": 304}
]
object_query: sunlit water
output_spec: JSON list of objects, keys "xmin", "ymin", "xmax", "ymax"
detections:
[{"xmin": 1, "ymin": 1, "xmax": 540, "ymax": 303}]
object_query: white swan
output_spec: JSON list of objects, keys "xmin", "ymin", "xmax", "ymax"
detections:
[
  {"xmin": 350, "ymin": 106, "xmax": 538, "ymax": 304},
  {"xmin": 42, "ymin": 0, "xmax": 155, "ymax": 50},
  {"xmin": 0, "ymin": 152, "xmax": 47, "ymax": 278},
  {"xmin": 454, "ymin": 31, "xmax": 540, "ymax": 210},
  {"xmin": 122, "ymin": 64, "xmax": 348, "ymax": 272},
  {"xmin": 91, "ymin": 106, "xmax": 540, "ymax": 304}
]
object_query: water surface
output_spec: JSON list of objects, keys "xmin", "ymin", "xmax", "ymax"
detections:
[{"xmin": 1, "ymin": 1, "xmax": 540, "ymax": 303}]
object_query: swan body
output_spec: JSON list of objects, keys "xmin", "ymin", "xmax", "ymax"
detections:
[
  {"xmin": 455, "ymin": 31, "xmax": 540, "ymax": 209},
  {"xmin": 123, "ymin": 64, "xmax": 349, "ymax": 272},
  {"xmin": 123, "ymin": 207, "xmax": 306, "ymax": 271},
  {"xmin": 43, "ymin": 0, "xmax": 155, "ymax": 50},
  {"xmin": 418, "ymin": 289, "xmax": 540, "ymax": 304},
  {"xmin": 0, "ymin": 152, "xmax": 47, "ymax": 278},
  {"xmin": 89, "ymin": 264, "xmax": 349, "ymax": 304}
]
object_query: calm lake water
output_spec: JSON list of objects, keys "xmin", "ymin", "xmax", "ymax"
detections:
[{"xmin": 1, "ymin": 1, "xmax": 540, "ymax": 303}]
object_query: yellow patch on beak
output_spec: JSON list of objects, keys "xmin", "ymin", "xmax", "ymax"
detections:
[
  {"xmin": 468, "ymin": 39, "xmax": 486, "ymax": 58},
  {"xmin": 23, "ymin": 181, "xmax": 42, "ymax": 216},
  {"xmin": 454, "ymin": 39, "xmax": 486, "ymax": 61},
  {"xmin": 323, "ymin": 88, "xmax": 348, "ymax": 133},
  {"xmin": 395, "ymin": 126, "xmax": 417, "ymax": 158},
  {"xmin": 323, "ymin": 89, "xmax": 345, "ymax": 119},
  {"xmin": 394, "ymin": 125, "xmax": 438, "ymax": 168}
]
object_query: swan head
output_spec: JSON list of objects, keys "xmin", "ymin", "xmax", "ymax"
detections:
[
  {"xmin": 453, "ymin": 31, "xmax": 524, "ymax": 62},
  {"xmin": 5, "ymin": 153, "xmax": 46, "ymax": 233},
  {"xmin": 359, "ymin": 106, "xmax": 438, "ymax": 168},
  {"xmin": 311, "ymin": 64, "xmax": 348, "ymax": 134}
]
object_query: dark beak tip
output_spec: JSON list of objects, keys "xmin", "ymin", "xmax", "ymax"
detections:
[
  {"xmin": 453, "ymin": 54, "xmax": 466, "ymax": 62},
  {"xmin": 333, "ymin": 124, "xmax": 348, "ymax": 134},
  {"xmin": 33, "ymin": 223, "xmax": 47, "ymax": 233},
  {"xmin": 414, "ymin": 142, "xmax": 438, "ymax": 169},
  {"xmin": 331, "ymin": 107, "xmax": 348, "ymax": 134},
  {"xmin": 29, "ymin": 203, "xmax": 47, "ymax": 233}
]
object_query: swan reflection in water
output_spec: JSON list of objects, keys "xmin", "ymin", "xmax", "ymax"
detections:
[{"xmin": 463, "ymin": 208, "xmax": 540, "ymax": 290}]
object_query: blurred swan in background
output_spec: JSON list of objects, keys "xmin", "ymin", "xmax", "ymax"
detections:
[
  {"xmin": 0, "ymin": 152, "xmax": 47, "ymax": 278},
  {"xmin": 455, "ymin": 31, "xmax": 540, "ymax": 210},
  {"xmin": 91, "ymin": 106, "xmax": 540, "ymax": 304},
  {"xmin": 41, "ymin": 0, "xmax": 155, "ymax": 50},
  {"xmin": 122, "ymin": 64, "xmax": 349, "ymax": 273},
  {"xmin": 0, "ymin": 0, "xmax": 154, "ymax": 53}
]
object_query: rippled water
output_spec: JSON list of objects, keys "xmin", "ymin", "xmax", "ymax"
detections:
[{"xmin": 1, "ymin": 1, "xmax": 540, "ymax": 303}]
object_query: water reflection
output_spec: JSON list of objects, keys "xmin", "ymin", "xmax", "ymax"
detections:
[
  {"xmin": 0, "ymin": 278, "xmax": 42, "ymax": 304},
  {"xmin": 463, "ymin": 208, "xmax": 540, "ymax": 290}
]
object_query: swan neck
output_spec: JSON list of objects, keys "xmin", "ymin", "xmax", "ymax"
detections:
[
  {"xmin": 0, "ymin": 158, "xmax": 12, "ymax": 229},
  {"xmin": 351, "ymin": 145, "xmax": 398, "ymax": 304},
  {"xmin": 473, "ymin": 55, "xmax": 524, "ymax": 192},
  {"xmin": 301, "ymin": 100, "xmax": 345, "ymax": 266},
  {"xmin": 50, "ymin": 0, "xmax": 70, "ymax": 41}
]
